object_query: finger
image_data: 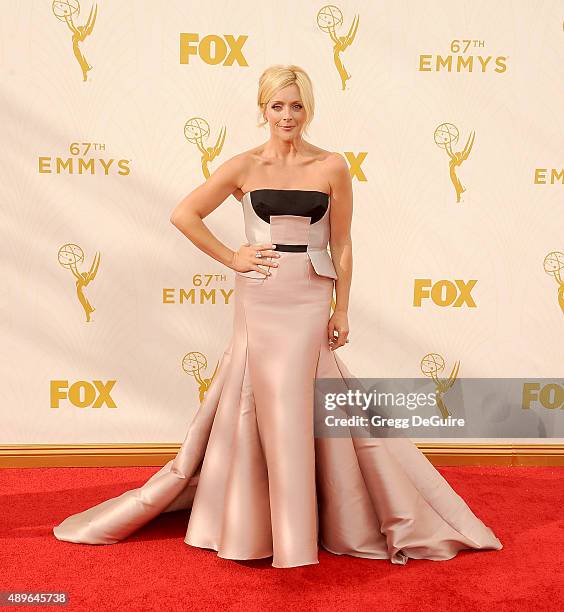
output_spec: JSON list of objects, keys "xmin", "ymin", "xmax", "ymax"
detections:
[
  {"xmin": 252, "ymin": 254, "xmax": 278, "ymax": 267},
  {"xmin": 332, "ymin": 338, "xmax": 345, "ymax": 350},
  {"xmin": 329, "ymin": 330, "xmax": 346, "ymax": 349},
  {"xmin": 253, "ymin": 243, "xmax": 277, "ymax": 251},
  {"xmin": 252, "ymin": 265, "xmax": 271, "ymax": 276}
]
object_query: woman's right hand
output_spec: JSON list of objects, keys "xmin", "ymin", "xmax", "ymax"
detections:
[{"xmin": 230, "ymin": 242, "xmax": 281, "ymax": 276}]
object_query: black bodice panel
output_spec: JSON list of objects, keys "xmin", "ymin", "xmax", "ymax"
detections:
[{"xmin": 249, "ymin": 189, "xmax": 329, "ymax": 224}]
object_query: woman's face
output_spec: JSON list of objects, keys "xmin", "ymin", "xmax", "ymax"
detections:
[{"xmin": 263, "ymin": 84, "xmax": 306, "ymax": 138}]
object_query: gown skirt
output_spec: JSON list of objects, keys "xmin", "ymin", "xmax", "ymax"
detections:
[{"xmin": 53, "ymin": 249, "xmax": 503, "ymax": 568}]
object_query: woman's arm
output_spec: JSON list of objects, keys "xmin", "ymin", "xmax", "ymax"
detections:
[
  {"xmin": 328, "ymin": 152, "xmax": 353, "ymax": 315},
  {"xmin": 327, "ymin": 152, "xmax": 352, "ymax": 350},
  {"xmin": 170, "ymin": 155, "xmax": 246, "ymax": 269}
]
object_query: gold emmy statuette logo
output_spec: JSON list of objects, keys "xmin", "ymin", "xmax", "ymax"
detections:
[
  {"xmin": 543, "ymin": 251, "xmax": 564, "ymax": 314},
  {"xmin": 182, "ymin": 351, "xmax": 219, "ymax": 403},
  {"xmin": 420, "ymin": 352, "xmax": 459, "ymax": 418},
  {"xmin": 58, "ymin": 243, "xmax": 100, "ymax": 322},
  {"xmin": 434, "ymin": 123, "xmax": 476, "ymax": 203},
  {"xmin": 184, "ymin": 118, "xmax": 225, "ymax": 179},
  {"xmin": 52, "ymin": 0, "xmax": 98, "ymax": 82},
  {"xmin": 316, "ymin": 5, "xmax": 359, "ymax": 91}
]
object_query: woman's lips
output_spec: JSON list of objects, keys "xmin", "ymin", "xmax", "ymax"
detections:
[{"xmin": 280, "ymin": 125, "xmax": 294, "ymax": 130}]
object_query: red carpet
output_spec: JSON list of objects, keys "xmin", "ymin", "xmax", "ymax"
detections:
[{"xmin": 1, "ymin": 466, "xmax": 562, "ymax": 611}]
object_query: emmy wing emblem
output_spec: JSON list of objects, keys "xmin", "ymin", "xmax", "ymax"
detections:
[
  {"xmin": 182, "ymin": 351, "xmax": 220, "ymax": 403},
  {"xmin": 420, "ymin": 352, "xmax": 460, "ymax": 418},
  {"xmin": 52, "ymin": 0, "xmax": 98, "ymax": 82},
  {"xmin": 184, "ymin": 118, "xmax": 226, "ymax": 179},
  {"xmin": 316, "ymin": 5, "xmax": 359, "ymax": 91},
  {"xmin": 543, "ymin": 251, "xmax": 564, "ymax": 314},
  {"xmin": 58, "ymin": 243, "xmax": 100, "ymax": 322},
  {"xmin": 434, "ymin": 123, "xmax": 476, "ymax": 203}
]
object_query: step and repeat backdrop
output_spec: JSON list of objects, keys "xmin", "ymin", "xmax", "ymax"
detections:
[{"xmin": 1, "ymin": 1, "xmax": 562, "ymax": 444}]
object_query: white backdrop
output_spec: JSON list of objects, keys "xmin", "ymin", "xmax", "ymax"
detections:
[{"xmin": 1, "ymin": 0, "xmax": 562, "ymax": 444}]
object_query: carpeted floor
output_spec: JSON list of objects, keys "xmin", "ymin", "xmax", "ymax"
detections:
[{"xmin": 1, "ymin": 465, "xmax": 562, "ymax": 611}]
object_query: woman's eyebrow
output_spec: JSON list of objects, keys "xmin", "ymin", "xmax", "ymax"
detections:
[{"xmin": 270, "ymin": 100, "xmax": 302, "ymax": 104}]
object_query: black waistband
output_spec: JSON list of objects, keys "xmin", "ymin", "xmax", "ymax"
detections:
[{"xmin": 272, "ymin": 243, "xmax": 308, "ymax": 252}]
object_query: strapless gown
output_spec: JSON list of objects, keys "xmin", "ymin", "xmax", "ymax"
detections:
[{"xmin": 53, "ymin": 188, "xmax": 503, "ymax": 568}]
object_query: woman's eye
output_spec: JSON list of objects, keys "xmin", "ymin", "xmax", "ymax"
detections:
[{"xmin": 272, "ymin": 105, "xmax": 302, "ymax": 110}]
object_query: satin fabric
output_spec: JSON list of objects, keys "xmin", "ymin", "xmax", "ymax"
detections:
[{"xmin": 53, "ymin": 192, "xmax": 502, "ymax": 568}]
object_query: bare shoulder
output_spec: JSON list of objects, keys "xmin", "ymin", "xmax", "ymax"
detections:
[
  {"xmin": 322, "ymin": 152, "xmax": 351, "ymax": 197},
  {"xmin": 215, "ymin": 149, "xmax": 250, "ymax": 176},
  {"xmin": 209, "ymin": 149, "xmax": 252, "ymax": 193},
  {"xmin": 227, "ymin": 146, "xmax": 263, "ymax": 179},
  {"xmin": 309, "ymin": 146, "xmax": 347, "ymax": 174},
  {"xmin": 233, "ymin": 145, "xmax": 263, "ymax": 165},
  {"xmin": 324, "ymin": 151, "xmax": 349, "ymax": 175},
  {"xmin": 213, "ymin": 147, "xmax": 261, "ymax": 202}
]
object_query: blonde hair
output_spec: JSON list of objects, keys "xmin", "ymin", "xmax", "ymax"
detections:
[{"xmin": 256, "ymin": 64, "xmax": 315, "ymax": 137}]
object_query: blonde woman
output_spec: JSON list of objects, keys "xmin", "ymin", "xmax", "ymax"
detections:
[{"xmin": 54, "ymin": 64, "xmax": 502, "ymax": 568}]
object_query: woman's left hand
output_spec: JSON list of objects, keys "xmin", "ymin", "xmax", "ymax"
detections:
[{"xmin": 328, "ymin": 310, "xmax": 349, "ymax": 351}]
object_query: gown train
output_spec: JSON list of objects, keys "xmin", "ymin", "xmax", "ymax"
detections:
[{"xmin": 53, "ymin": 189, "xmax": 502, "ymax": 568}]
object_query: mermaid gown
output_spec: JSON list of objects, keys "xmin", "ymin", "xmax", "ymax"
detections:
[{"xmin": 53, "ymin": 188, "xmax": 503, "ymax": 568}]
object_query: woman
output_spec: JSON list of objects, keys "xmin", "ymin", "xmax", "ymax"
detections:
[{"xmin": 53, "ymin": 64, "xmax": 502, "ymax": 568}]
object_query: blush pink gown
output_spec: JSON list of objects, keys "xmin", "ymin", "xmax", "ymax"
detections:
[{"xmin": 53, "ymin": 189, "xmax": 503, "ymax": 568}]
